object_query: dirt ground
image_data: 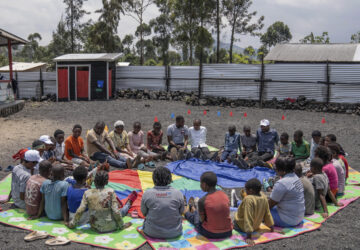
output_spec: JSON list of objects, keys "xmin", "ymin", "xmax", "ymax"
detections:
[{"xmin": 0, "ymin": 99, "xmax": 359, "ymax": 250}]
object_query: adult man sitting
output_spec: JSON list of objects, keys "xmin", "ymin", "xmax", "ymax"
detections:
[
  {"xmin": 87, "ymin": 121, "xmax": 140, "ymax": 169},
  {"xmin": 189, "ymin": 119, "xmax": 217, "ymax": 160},
  {"xmin": 167, "ymin": 115, "xmax": 190, "ymax": 161}
]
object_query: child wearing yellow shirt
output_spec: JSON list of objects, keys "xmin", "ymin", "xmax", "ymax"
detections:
[{"xmin": 233, "ymin": 178, "xmax": 275, "ymax": 246}]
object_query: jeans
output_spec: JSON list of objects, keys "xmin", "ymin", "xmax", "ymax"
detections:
[
  {"xmin": 221, "ymin": 149, "xmax": 238, "ymax": 161},
  {"xmin": 185, "ymin": 211, "xmax": 232, "ymax": 239},
  {"xmin": 120, "ymin": 201, "xmax": 131, "ymax": 217},
  {"xmin": 270, "ymin": 207, "xmax": 300, "ymax": 227},
  {"xmin": 92, "ymin": 152, "xmax": 127, "ymax": 168}
]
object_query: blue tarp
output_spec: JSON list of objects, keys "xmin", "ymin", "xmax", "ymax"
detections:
[{"xmin": 166, "ymin": 159, "xmax": 276, "ymax": 188}]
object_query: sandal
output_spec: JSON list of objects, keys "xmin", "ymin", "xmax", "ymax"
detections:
[
  {"xmin": 45, "ymin": 236, "xmax": 70, "ymax": 246},
  {"xmin": 137, "ymin": 163, "xmax": 145, "ymax": 170},
  {"xmin": 24, "ymin": 231, "xmax": 49, "ymax": 241},
  {"xmin": 146, "ymin": 161, "xmax": 156, "ymax": 168}
]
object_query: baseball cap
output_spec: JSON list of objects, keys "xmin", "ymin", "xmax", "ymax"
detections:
[
  {"xmin": 260, "ymin": 119, "xmax": 270, "ymax": 126},
  {"xmin": 39, "ymin": 135, "xmax": 54, "ymax": 145},
  {"xmin": 24, "ymin": 150, "xmax": 41, "ymax": 162}
]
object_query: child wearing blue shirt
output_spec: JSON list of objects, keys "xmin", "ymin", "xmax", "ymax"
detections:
[
  {"xmin": 39, "ymin": 164, "xmax": 69, "ymax": 222},
  {"xmin": 221, "ymin": 126, "xmax": 241, "ymax": 163},
  {"xmin": 67, "ymin": 166, "xmax": 89, "ymax": 225}
]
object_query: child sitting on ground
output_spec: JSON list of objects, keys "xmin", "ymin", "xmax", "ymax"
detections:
[
  {"xmin": 54, "ymin": 129, "xmax": 72, "ymax": 165},
  {"xmin": 307, "ymin": 130, "xmax": 322, "ymax": 163},
  {"xmin": 240, "ymin": 126, "xmax": 257, "ymax": 159},
  {"xmin": 325, "ymin": 134, "xmax": 349, "ymax": 181},
  {"xmin": 221, "ymin": 125, "xmax": 241, "ymax": 164},
  {"xmin": 309, "ymin": 158, "xmax": 343, "ymax": 218},
  {"xmin": 276, "ymin": 132, "xmax": 292, "ymax": 157},
  {"xmin": 294, "ymin": 164, "xmax": 314, "ymax": 216},
  {"xmin": 147, "ymin": 122, "xmax": 168, "ymax": 160},
  {"xmin": 291, "ymin": 130, "xmax": 310, "ymax": 161},
  {"xmin": 313, "ymin": 146, "xmax": 338, "ymax": 197},
  {"xmin": 67, "ymin": 166, "xmax": 89, "ymax": 225},
  {"xmin": 40, "ymin": 135, "xmax": 56, "ymax": 162},
  {"xmin": 26, "ymin": 160, "xmax": 52, "ymax": 219},
  {"xmin": 185, "ymin": 171, "xmax": 233, "ymax": 239},
  {"xmin": 67, "ymin": 171, "xmax": 132, "ymax": 233},
  {"xmin": 129, "ymin": 121, "xmax": 160, "ymax": 167},
  {"xmin": 65, "ymin": 124, "xmax": 92, "ymax": 168},
  {"xmin": 1, "ymin": 150, "xmax": 40, "ymax": 208},
  {"xmin": 327, "ymin": 143, "xmax": 345, "ymax": 197},
  {"xmin": 39, "ymin": 164, "xmax": 69, "ymax": 222},
  {"xmin": 233, "ymin": 178, "xmax": 274, "ymax": 246}
]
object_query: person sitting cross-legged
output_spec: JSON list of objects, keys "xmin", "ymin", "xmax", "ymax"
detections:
[
  {"xmin": 87, "ymin": 121, "xmax": 140, "ymax": 169},
  {"xmin": 184, "ymin": 171, "xmax": 233, "ymax": 239},
  {"xmin": 66, "ymin": 171, "xmax": 133, "ymax": 233},
  {"xmin": 232, "ymin": 178, "xmax": 275, "ymax": 246},
  {"xmin": 189, "ymin": 119, "xmax": 218, "ymax": 161},
  {"xmin": 141, "ymin": 167, "xmax": 184, "ymax": 239},
  {"xmin": 167, "ymin": 115, "xmax": 190, "ymax": 161}
]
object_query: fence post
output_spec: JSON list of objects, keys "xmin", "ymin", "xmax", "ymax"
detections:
[
  {"xmin": 15, "ymin": 71, "xmax": 19, "ymax": 99},
  {"xmin": 165, "ymin": 65, "xmax": 170, "ymax": 92},
  {"xmin": 326, "ymin": 60, "xmax": 330, "ymax": 104},
  {"xmin": 259, "ymin": 55, "xmax": 265, "ymax": 108},
  {"xmin": 198, "ymin": 62, "xmax": 203, "ymax": 98},
  {"xmin": 39, "ymin": 68, "xmax": 44, "ymax": 97}
]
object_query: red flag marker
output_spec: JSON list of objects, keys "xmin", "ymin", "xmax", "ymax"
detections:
[
  {"xmin": 282, "ymin": 115, "xmax": 285, "ymax": 120},
  {"xmin": 244, "ymin": 112, "xmax": 247, "ymax": 117},
  {"xmin": 203, "ymin": 110, "xmax": 207, "ymax": 115},
  {"xmin": 321, "ymin": 118, "xmax": 326, "ymax": 124},
  {"xmin": 154, "ymin": 116, "xmax": 158, "ymax": 122},
  {"xmin": 187, "ymin": 109, "xmax": 191, "ymax": 115},
  {"xmin": 230, "ymin": 111, "xmax": 233, "ymax": 117}
]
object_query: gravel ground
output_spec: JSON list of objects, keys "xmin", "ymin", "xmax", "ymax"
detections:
[{"xmin": 0, "ymin": 99, "xmax": 359, "ymax": 250}]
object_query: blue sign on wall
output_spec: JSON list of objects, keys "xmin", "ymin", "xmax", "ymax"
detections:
[{"xmin": 97, "ymin": 80, "xmax": 104, "ymax": 88}]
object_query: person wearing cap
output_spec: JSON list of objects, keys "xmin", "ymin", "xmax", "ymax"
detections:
[
  {"xmin": 109, "ymin": 120, "xmax": 137, "ymax": 160},
  {"xmin": 87, "ymin": 121, "xmax": 140, "ymax": 169},
  {"xmin": 39, "ymin": 135, "xmax": 56, "ymax": 162},
  {"xmin": 0, "ymin": 150, "xmax": 40, "ymax": 209},
  {"xmin": 251, "ymin": 119, "xmax": 279, "ymax": 164}
]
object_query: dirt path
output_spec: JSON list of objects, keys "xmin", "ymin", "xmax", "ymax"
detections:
[{"xmin": 0, "ymin": 99, "xmax": 359, "ymax": 249}]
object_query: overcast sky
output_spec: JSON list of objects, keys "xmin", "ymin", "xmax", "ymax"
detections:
[{"xmin": 2, "ymin": 0, "xmax": 360, "ymax": 49}]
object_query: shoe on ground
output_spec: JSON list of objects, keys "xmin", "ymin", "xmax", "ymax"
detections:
[
  {"xmin": 24, "ymin": 231, "xmax": 49, "ymax": 242},
  {"xmin": 210, "ymin": 151, "xmax": 219, "ymax": 161},
  {"xmin": 178, "ymin": 149, "xmax": 185, "ymax": 160},
  {"xmin": 127, "ymin": 191, "xmax": 138, "ymax": 204}
]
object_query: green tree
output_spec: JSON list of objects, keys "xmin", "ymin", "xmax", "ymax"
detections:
[
  {"xmin": 84, "ymin": 0, "xmax": 129, "ymax": 52},
  {"xmin": 122, "ymin": 34, "xmax": 134, "ymax": 54},
  {"xmin": 256, "ymin": 45, "xmax": 268, "ymax": 61},
  {"xmin": 47, "ymin": 18, "xmax": 72, "ymax": 58},
  {"xmin": 260, "ymin": 21, "xmax": 292, "ymax": 50},
  {"xmin": 223, "ymin": 0, "xmax": 264, "ymax": 63},
  {"xmin": 168, "ymin": 51, "xmax": 181, "ymax": 65},
  {"xmin": 134, "ymin": 23, "xmax": 152, "ymax": 62},
  {"xmin": 150, "ymin": 0, "xmax": 173, "ymax": 65},
  {"xmin": 63, "ymin": 0, "xmax": 89, "ymax": 52},
  {"xmin": 300, "ymin": 32, "xmax": 330, "ymax": 44},
  {"xmin": 171, "ymin": 0, "xmax": 199, "ymax": 65},
  {"xmin": 126, "ymin": 0, "xmax": 153, "ymax": 65},
  {"xmin": 351, "ymin": 31, "xmax": 360, "ymax": 43},
  {"xmin": 17, "ymin": 33, "xmax": 43, "ymax": 62}
]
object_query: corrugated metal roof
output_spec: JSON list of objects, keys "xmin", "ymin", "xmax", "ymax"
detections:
[
  {"xmin": 0, "ymin": 62, "xmax": 46, "ymax": 72},
  {"xmin": 54, "ymin": 53, "xmax": 122, "ymax": 62},
  {"xmin": 0, "ymin": 29, "xmax": 28, "ymax": 46},
  {"xmin": 265, "ymin": 43, "xmax": 360, "ymax": 62}
]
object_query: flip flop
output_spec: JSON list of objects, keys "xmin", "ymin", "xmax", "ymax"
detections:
[
  {"xmin": 24, "ymin": 231, "xmax": 49, "ymax": 241},
  {"xmin": 45, "ymin": 236, "xmax": 70, "ymax": 246},
  {"xmin": 146, "ymin": 161, "xmax": 156, "ymax": 168},
  {"xmin": 137, "ymin": 163, "xmax": 145, "ymax": 170}
]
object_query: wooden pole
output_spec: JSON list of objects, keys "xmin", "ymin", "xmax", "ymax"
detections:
[
  {"xmin": 7, "ymin": 39, "xmax": 13, "ymax": 81},
  {"xmin": 326, "ymin": 60, "xmax": 330, "ymax": 104},
  {"xmin": 259, "ymin": 54, "xmax": 265, "ymax": 108}
]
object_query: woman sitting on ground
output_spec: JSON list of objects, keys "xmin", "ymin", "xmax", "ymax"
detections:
[
  {"xmin": 67, "ymin": 171, "xmax": 133, "ymax": 233},
  {"xmin": 268, "ymin": 157, "xmax": 305, "ymax": 227},
  {"xmin": 141, "ymin": 166, "xmax": 184, "ymax": 239}
]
